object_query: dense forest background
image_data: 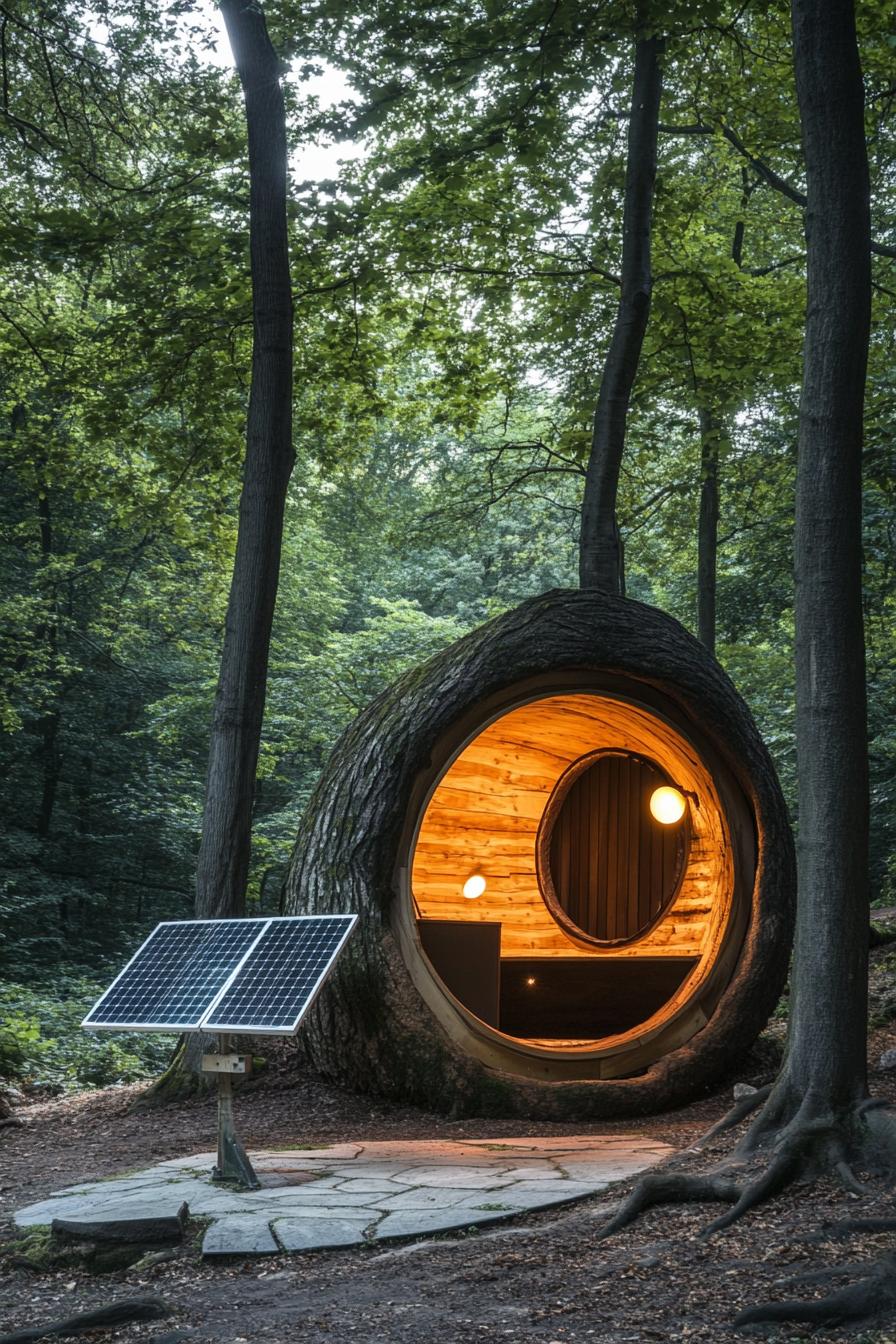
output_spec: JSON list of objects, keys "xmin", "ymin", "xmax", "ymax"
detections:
[{"xmin": 1, "ymin": 0, "xmax": 894, "ymax": 1089}]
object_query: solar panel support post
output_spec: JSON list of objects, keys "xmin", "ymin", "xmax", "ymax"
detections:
[{"xmin": 210, "ymin": 1034, "xmax": 260, "ymax": 1190}]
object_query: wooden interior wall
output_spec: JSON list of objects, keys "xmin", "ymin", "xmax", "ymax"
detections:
[{"xmin": 411, "ymin": 693, "xmax": 733, "ymax": 961}]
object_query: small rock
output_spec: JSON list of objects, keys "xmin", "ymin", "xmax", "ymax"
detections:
[
  {"xmin": 733, "ymin": 1083, "xmax": 758, "ymax": 1100},
  {"xmin": 878, "ymin": 1048, "xmax": 896, "ymax": 1071}
]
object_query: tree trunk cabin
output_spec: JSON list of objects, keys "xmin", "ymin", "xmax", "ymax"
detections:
[{"xmin": 287, "ymin": 590, "xmax": 795, "ymax": 1118}]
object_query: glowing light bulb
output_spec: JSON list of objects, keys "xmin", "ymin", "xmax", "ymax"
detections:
[
  {"xmin": 525, "ymin": 977, "xmax": 537, "ymax": 988},
  {"xmin": 463, "ymin": 873, "xmax": 487, "ymax": 900},
  {"xmin": 649, "ymin": 786, "xmax": 687, "ymax": 825}
]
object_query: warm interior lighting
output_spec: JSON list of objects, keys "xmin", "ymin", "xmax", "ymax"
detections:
[
  {"xmin": 649, "ymin": 785, "xmax": 687, "ymax": 825},
  {"xmin": 462, "ymin": 873, "xmax": 487, "ymax": 900},
  {"xmin": 525, "ymin": 977, "xmax": 537, "ymax": 988}
]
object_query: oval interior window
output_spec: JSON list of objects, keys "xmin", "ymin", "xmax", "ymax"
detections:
[{"xmin": 537, "ymin": 750, "xmax": 690, "ymax": 947}]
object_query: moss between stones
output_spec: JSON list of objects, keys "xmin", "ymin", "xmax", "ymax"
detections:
[{"xmin": 2, "ymin": 1225, "xmax": 55, "ymax": 1272}]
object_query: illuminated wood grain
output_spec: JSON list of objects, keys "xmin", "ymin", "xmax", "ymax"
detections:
[{"xmin": 411, "ymin": 693, "xmax": 732, "ymax": 969}]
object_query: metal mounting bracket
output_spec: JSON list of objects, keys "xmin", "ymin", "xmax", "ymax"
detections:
[{"xmin": 206, "ymin": 1033, "xmax": 260, "ymax": 1190}]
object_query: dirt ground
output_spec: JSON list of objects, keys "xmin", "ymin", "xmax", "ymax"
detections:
[{"xmin": 2, "ymin": 950, "xmax": 895, "ymax": 1344}]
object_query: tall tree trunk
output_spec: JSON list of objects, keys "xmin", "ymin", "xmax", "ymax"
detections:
[
  {"xmin": 579, "ymin": 32, "xmax": 662, "ymax": 592},
  {"xmin": 195, "ymin": 0, "xmax": 294, "ymax": 920},
  {"xmin": 695, "ymin": 193, "xmax": 745, "ymax": 655},
  {"xmin": 34, "ymin": 485, "xmax": 61, "ymax": 843},
  {"xmin": 519, "ymin": 2, "xmax": 885, "ymax": 1291},
  {"xmin": 783, "ymin": 0, "xmax": 871, "ymax": 1110},
  {"xmin": 696, "ymin": 408, "xmax": 720, "ymax": 654},
  {"xmin": 147, "ymin": 1, "xmax": 294, "ymax": 1100}
]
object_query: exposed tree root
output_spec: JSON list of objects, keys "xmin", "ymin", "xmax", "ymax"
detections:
[
  {"xmin": 597, "ymin": 1172, "xmax": 741, "ymax": 1240},
  {"xmin": 0, "ymin": 1296, "xmax": 168, "ymax": 1344},
  {"xmin": 703, "ymin": 1144, "xmax": 803, "ymax": 1235},
  {"xmin": 733, "ymin": 1255, "xmax": 896, "ymax": 1329},
  {"xmin": 690, "ymin": 1084, "xmax": 772, "ymax": 1151},
  {"xmin": 596, "ymin": 1089, "xmax": 896, "ymax": 1330},
  {"xmin": 834, "ymin": 1158, "xmax": 870, "ymax": 1196},
  {"xmin": 858, "ymin": 1096, "xmax": 894, "ymax": 1115},
  {"xmin": 599, "ymin": 1116, "xmax": 829, "ymax": 1241},
  {"xmin": 808, "ymin": 1216, "xmax": 896, "ymax": 1240},
  {"xmin": 774, "ymin": 1260, "xmax": 883, "ymax": 1286},
  {"xmin": 598, "ymin": 1096, "xmax": 894, "ymax": 1243}
]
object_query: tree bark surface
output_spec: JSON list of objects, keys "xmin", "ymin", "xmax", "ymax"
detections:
[
  {"xmin": 195, "ymin": 0, "xmax": 294, "ymax": 919},
  {"xmin": 696, "ymin": 407, "xmax": 721, "ymax": 654},
  {"xmin": 579, "ymin": 34, "xmax": 662, "ymax": 593},
  {"xmin": 777, "ymin": 0, "xmax": 871, "ymax": 1114},
  {"xmin": 285, "ymin": 588, "xmax": 794, "ymax": 1119}
]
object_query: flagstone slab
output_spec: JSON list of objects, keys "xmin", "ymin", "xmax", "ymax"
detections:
[
  {"xmin": 375, "ymin": 1187, "xmax": 484, "ymax": 1211},
  {"xmin": 389, "ymin": 1165, "xmax": 535, "ymax": 1188},
  {"xmin": 254, "ymin": 1144, "xmax": 364, "ymax": 1162},
  {"xmin": 455, "ymin": 1181, "xmax": 601, "ymax": 1211},
  {"xmin": 273, "ymin": 1217, "xmax": 371, "ymax": 1251},
  {"xmin": 202, "ymin": 1218, "xmax": 279, "ymax": 1256},
  {"xmin": 373, "ymin": 1205, "xmax": 511, "ymax": 1239},
  {"xmin": 243, "ymin": 1187, "xmax": 383, "ymax": 1208},
  {"xmin": 14, "ymin": 1134, "xmax": 674, "ymax": 1255},
  {"xmin": 558, "ymin": 1157, "xmax": 670, "ymax": 1182},
  {"xmin": 334, "ymin": 1178, "xmax": 407, "ymax": 1194},
  {"xmin": 263, "ymin": 1203, "xmax": 380, "ymax": 1220}
]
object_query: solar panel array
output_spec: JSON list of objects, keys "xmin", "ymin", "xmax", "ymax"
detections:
[{"xmin": 82, "ymin": 915, "xmax": 357, "ymax": 1035}]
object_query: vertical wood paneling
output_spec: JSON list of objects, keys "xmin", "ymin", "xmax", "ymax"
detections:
[{"xmin": 548, "ymin": 753, "xmax": 687, "ymax": 943}]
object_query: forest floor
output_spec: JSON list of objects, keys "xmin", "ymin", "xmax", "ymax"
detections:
[{"xmin": 2, "ymin": 930, "xmax": 896, "ymax": 1343}]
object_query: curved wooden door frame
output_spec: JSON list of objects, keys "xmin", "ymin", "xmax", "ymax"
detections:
[
  {"xmin": 536, "ymin": 748, "xmax": 692, "ymax": 949},
  {"xmin": 393, "ymin": 669, "xmax": 756, "ymax": 1078}
]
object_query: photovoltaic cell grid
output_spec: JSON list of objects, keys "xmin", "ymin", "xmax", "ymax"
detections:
[
  {"xmin": 81, "ymin": 916, "xmax": 357, "ymax": 1034},
  {"xmin": 203, "ymin": 916, "xmax": 356, "ymax": 1034},
  {"xmin": 82, "ymin": 920, "xmax": 267, "ymax": 1031}
]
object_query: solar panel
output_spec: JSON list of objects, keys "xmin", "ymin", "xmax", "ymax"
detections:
[
  {"xmin": 82, "ymin": 919, "xmax": 267, "ymax": 1032},
  {"xmin": 82, "ymin": 915, "xmax": 357, "ymax": 1035},
  {"xmin": 202, "ymin": 915, "xmax": 357, "ymax": 1035}
]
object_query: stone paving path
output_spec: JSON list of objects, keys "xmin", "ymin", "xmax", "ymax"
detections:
[{"xmin": 14, "ymin": 1135, "xmax": 673, "ymax": 1256}]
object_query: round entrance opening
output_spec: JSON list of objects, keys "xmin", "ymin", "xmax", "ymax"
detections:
[{"xmin": 406, "ymin": 685, "xmax": 754, "ymax": 1078}]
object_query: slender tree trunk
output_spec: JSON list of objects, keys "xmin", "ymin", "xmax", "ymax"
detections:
[
  {"xmin": 36, "ymin": 710, "xmax": 60, "ymax": 840},
  {"xmin": 579, "ymin": 32, "xmax": 662, "ymax": 592},
  {"xmin": 782, "ymin": 0, "xmax": 871, "ymax": 1109},
  {"xmin": 696, "ymin": 408, "xmax": 720, "ymax": 653},
  {"xmin": 34, "ymin": 487, "xmax": 61, "ymax": 847},
  {"xmin": 695, "ymin": 194, "xmax": 745, "ymax": 655},
  {"xmin": 195, "ymin": 0, "xmax": 294, "ymax": 920}
]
